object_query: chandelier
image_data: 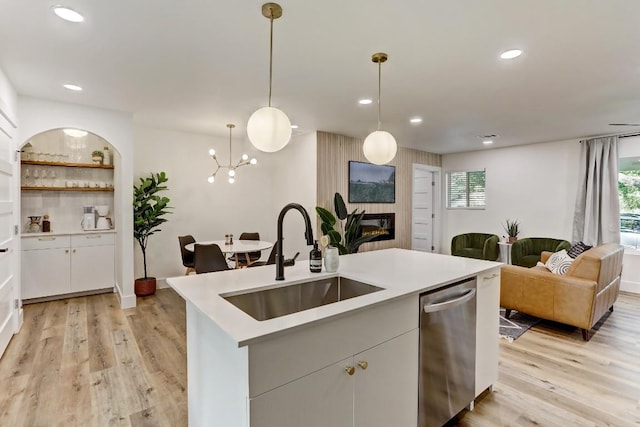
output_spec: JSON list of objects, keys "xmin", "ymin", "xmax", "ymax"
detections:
[{"xmin": 208, "ymin": 124, "xmax": 257, "ymax": 184}]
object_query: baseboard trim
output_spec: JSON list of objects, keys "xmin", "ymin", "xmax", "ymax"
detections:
[
  {"xmin": 620, "ymin": 280, "xmax": 640, "ymax": 294},
  {"xmin": 115, "ymin": 282, "xmax": 137, "ymax": 309}
]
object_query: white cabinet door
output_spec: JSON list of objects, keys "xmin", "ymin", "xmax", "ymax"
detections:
[
  {"xmin": 21, "ymin": 248, "xmax": 70, "ymax": 299},
  {"xmin": 70, "ymin": 244, "xmax": 115, "ymax": 292},
  {"xmin": 250, "ymin": 356, "xmax": 353, "ymax": 427},
  {"xmin": 475, "ymin": 268, "xmax": 500, "ymax": 396},
  {"xmin": 354, "ymin": 329, "xmax": 419, "ymax": 427}
]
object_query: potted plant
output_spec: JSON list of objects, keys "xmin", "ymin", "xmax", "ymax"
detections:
[
  {"xmin": 503, "ymin": 219, "xmax": 520, "ymax": 243},
  {"xmin": 133, "ymin": 171, "xmax": 171, "ymax": 296},
  {"xmin": 316, "ymin": 192, "xmax": 376, "ymax": 255},
  {"xmin": 91, "ymin": 150, "xmax": 104, "ymax": 164}
]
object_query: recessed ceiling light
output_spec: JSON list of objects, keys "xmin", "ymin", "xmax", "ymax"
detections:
[
  {"xmin": 63, "ymin": 128, "xmax": 87, "ymax": 137},
  {"xmin": 359, "ymin": 99, "xmax": 373, "ymax": 105},
  {"xmin": 63, "ymin": 83, "xmax": 83, "ymax": 91},
  {"xmin": 290, "ymin": 124, "xmax": 299, "ymax": 129},
  {"xmin": 52, "ymin": 6, "xmax": 84, "ymax": 23},
  {"xmin": 409, "ymin": 117, "xmax": 423, "ymax": 124},
  {"xmin": 500, "ymin": 49, "xmax": 522, "ymax": 60},
  {"xmin": 483, "ymin": 140, "xmax": 494, "ymax": 145}
]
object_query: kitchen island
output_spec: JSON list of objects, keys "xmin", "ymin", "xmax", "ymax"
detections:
[{"xmin": 167, "ymin": 248, "xmax": 502, "ymax": 427}]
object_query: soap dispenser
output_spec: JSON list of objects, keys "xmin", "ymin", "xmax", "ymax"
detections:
[{"xmin": 310, "ymin": 240, "xmax": 322, "ymax": 273}]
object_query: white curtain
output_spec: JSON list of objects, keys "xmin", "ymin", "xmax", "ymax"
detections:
[{"xmin": 572, "ymin": 136, "xmax": 620, "ymax": 245}]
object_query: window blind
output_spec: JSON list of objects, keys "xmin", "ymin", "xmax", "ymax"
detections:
[{"xmin": 446, "ymin": 170, "xmax": 486, "ymax": 209}]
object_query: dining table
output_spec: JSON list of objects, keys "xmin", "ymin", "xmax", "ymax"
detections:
[{"xmin": 185, "ymin": 239, "xmax": 273, "ymax": 268}]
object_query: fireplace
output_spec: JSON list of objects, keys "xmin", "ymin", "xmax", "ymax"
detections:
[{"xmin": 357, "ymin": 213, "xmax": 395, "ymax": 242}]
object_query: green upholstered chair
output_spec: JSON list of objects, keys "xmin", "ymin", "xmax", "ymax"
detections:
[
  {"xmin": 510, "ymin": 237, "xmax": 571, "ymax": 267},
  {"xmin": 451, "ymin": 233, "xmax": 500, "ymax": 261}
]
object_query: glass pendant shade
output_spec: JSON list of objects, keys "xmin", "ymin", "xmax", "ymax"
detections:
[
  {"xmin": 247, "ymin": 106, "xmax": 292, "ymax": 152},
  {"xmin": 363, "ymin": 130, "xmax": 397, "ymax": 165}
]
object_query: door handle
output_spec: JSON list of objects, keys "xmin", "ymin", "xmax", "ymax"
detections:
[
  {"xmin": 423, "ymin": 288, "xmax": 476, "ymax": 313},
  {"xmin": 0, "ymin": 248, "xmax": 7, "ymax": 252}
]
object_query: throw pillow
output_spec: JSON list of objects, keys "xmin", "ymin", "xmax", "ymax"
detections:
[
  {"xmin": 545, "ymin": 249, "xmax": 574, "ymax": 275},
  {"xmin": 535, "ymin": 261, "xmax": 551, "ymax": 272},
  {"xmin": 567, "ymin": 241, "xmax": 592, "ymax": 259}
]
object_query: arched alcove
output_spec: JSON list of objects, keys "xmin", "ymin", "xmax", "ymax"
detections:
[{"xmin": 17, "ymin": 97, "xmax": 134, "ymax": 308}]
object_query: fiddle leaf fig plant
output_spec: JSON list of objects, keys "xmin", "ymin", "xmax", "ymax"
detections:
[
  {"xmin": 315, "ymin": 192, "xmax": 376, "ymax": 255},
  {"xmin": 133, "ymin": 171, "xmax": 172, "ymax": 278}
]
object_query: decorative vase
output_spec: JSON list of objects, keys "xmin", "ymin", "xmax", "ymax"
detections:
[
  {"xmin": 92, "ymin": 156, "xmax": 102, "ymax": 164},
  {"xmin": 324, "ymin": 246, "xmax": 339, "ymax": 273},
  {"xmin": 135, "ymin": 277, "xmax": 156, "ymax": 296}
]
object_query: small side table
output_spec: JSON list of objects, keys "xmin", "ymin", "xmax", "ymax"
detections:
[{"xmin": 498, "ymin": 242, "xmax": 512, "ymax": 264}]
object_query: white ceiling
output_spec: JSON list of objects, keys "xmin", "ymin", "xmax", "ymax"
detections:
[{"xmin": 1, "ymin": 1, "xmax": 639, "ymax": 154}]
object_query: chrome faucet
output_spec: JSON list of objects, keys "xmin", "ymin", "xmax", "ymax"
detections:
[{"xmin": 276, "ymin": 203, "xmax": 314, "ymax": 280}]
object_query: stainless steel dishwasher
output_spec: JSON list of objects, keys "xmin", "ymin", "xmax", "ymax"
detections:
[{"xmin": 418, "ymin": 277, "xmax": 477, "ymax": 427}]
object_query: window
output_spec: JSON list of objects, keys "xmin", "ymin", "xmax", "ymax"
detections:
[
  {"xmin": 446, "ymin": 170, "xmax": 486, "ymax": 209},
  {"xmin": 619, "ymin": 156, "xmax": 640, "ymax": 250}
]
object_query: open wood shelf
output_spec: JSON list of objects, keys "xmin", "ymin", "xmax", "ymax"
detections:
[
  {"xmin": 21, "ymin": 186, "xmax": 114, "ymax": 192},
  {"xmin": 21, "ymin": 160, "xmax": 114, "ymax": 169}
]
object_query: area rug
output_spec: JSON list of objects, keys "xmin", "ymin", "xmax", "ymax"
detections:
[{"xmin": 499, "ymin": 308, "xmax": 540, "ymax": 342}]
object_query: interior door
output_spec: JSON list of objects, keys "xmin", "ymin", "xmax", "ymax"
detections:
[
  {"xmin": 412, "ymin": 165, "xmax": 438, "ymax": 252},
  {"xmin": 0, "ymin": 105, "xmax": 17, "ymax": 359}
]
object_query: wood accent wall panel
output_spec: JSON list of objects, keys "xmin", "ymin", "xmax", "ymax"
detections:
[{"xmin": 316, "ymin": 131, "xmax": 441, "ymax": 252}]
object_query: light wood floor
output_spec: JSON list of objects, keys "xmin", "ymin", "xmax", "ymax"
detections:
[
  {"xmin": 0, "ymin": 289, "xmax": 187, "ymax": 427},
  {"xmin": 1, "ymin": 290, "xmax": 639, "ymax": 426}
]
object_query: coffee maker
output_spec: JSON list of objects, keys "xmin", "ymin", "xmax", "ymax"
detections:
[
  {"xmin": 82, "ymin": 205, "xmax": 96, "ymax": 230},
  {"xmin": 95, "ymin": 205, "xmax": 110, "ymax": 229}
]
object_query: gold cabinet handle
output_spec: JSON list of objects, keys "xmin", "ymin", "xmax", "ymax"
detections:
[
  {"xmin": 65, "ymin": 249, "xmax": 69, "ymax": 253},
  {"xmin": 357, "ymin": 360, "xmax": 368, "ymax": 370},
  {"xmin": 72, "ymin": 249, "xmax": 76, "ymax": 253},
  {"xmin": 483, "ymin": 273, "xmax": 499, "ymax": 280},
  {"xmin": 345, "ymin": 366, "xmax": 355, "ymax": 376}
]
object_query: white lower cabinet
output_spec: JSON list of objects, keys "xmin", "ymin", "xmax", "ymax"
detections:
[
  {"xmin": 70, "ymin": 234, "xmax": 115, "ymax": 292},
  {"xmin": 250, "ymin": 329, "xmax": 418, "ymax": 427},
  {"xmin": 250, "ymin": 356, "xmax": 353, "ymax": 427},
  {"xmin": 353, "ymin": 329, "xmax": 419, "ymax": 427},
  {"xmin": 475, "ymin": 267, "xmax": 500, "ymax": 397},
  {"xmin": 21, "ymin": 233, "xmax": 115, "ymax": 300}
]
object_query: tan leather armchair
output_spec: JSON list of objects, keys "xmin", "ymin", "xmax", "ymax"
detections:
[{"xmin": 500, "ymin": 243, "xmax": 624, "ymax": 340}]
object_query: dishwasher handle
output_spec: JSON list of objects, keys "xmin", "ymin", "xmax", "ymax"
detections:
[{"xmin": 422, "ymin": 288, "xmax": 476, "ymax": 313}]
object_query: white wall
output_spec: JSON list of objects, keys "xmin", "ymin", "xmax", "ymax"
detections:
[
  {"xmin": 270, "ymin": 132, "xmax": 318, "ymax": 263},
  {"xmin": 17, "ymin": 97, "xmax": 135, "ymax": 308},
  {"xmin": 442, "ymin": 139, "xmax": 581, "ymax": 250},
  {"xmin": 133, "ymin": 127, "xmax": 316, "ymax": 282},
  {"xmin": 443, "ymin": 137, "xmax": 640, "ymax": 294},
  {"xmin": 0, "ymin": 68, "xmax": 17, "ymax": 122}
]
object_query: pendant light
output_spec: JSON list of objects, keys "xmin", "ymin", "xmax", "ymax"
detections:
[
  {"xmin": 363, "ymin": 52, "xmax": 397, "ymax": 165},
  {"xmin": 246, "ymin": 2, "xmax": 292, "ymax": 153},
  {"xmin": 208, "ymin": 124, "xmax": 257, "ymax": 184}
]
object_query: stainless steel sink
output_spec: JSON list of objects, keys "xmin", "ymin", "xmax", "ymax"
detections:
[{"xmin": 223, "ymin": 277, "xmax": 384, "ymax": 321}]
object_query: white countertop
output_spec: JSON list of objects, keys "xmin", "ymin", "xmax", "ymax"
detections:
[
  {"xmin": 21, "ymin": 229, "xmax": 116, "ymax": 237},
  {"xmin": 167, "ymin": 248, "xmax": 502, "ymax": 347}
]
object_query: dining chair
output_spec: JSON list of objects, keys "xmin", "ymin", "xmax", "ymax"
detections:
[
  {"xmin": 194, "ymin": 243, "xmax": 232, "ymax": 274},
  {"xmin": 231, "ymin": 232, "xmax": 262, "ymax": 267},
  {"xmin": 178, "ymin": 235, "xmax": 196, "ymax": 275},
  {"xmin": 248, "ymin": 245, "xmax": 299, "ymax": 268}
]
